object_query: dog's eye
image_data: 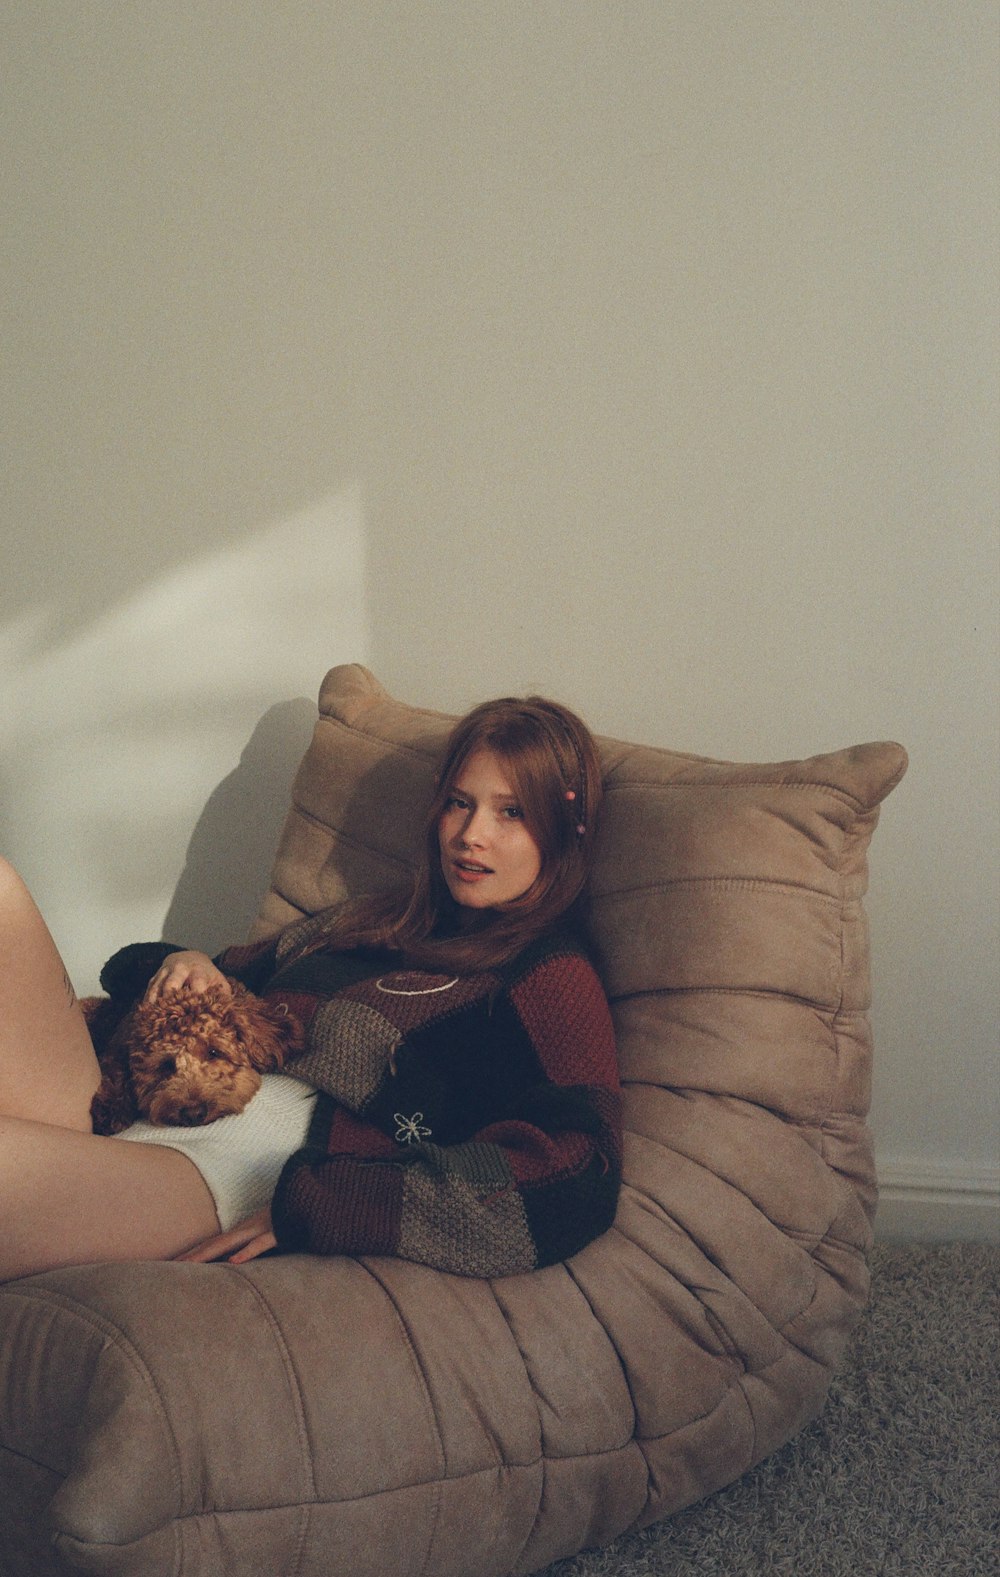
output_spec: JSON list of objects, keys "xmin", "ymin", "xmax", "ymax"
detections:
[
  {"xmin": 158, "ymin": 1056, "xmax": 177, "ymax": 1076},
  {"xmin": 206, "ymin": 1047, "xmax": 225, "ymax": 1061}
]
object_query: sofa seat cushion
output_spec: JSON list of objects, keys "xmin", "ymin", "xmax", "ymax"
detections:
[{"xmin": 0, "ymin": 665, "xmax": 906, "ymax": 1577}]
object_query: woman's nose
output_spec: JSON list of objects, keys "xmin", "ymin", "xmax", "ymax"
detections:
[{"xmin": 458, "ymin": 809, "xmax": 487, "ymax": 846}]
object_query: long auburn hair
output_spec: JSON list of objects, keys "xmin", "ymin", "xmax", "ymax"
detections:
[{"xmin": 318, "ymin": 696, "xmax": 604, "ymax": 972}]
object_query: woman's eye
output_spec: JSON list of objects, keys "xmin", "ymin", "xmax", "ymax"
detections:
[
  {"xmin": 501, "ymin": 805, "xmax": 524, "ymax": 820},
  {"xmin": 446, "ymin": 795, "xmax": 470, "ymax": 811}
]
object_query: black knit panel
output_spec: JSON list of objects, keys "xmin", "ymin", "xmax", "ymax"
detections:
[{"xmin": 521, "ymin": 1151, "xmax": 621, "ymax": 1268}]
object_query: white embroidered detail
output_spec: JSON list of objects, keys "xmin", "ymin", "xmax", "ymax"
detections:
[
  {"xmin": 394, "ymin": 1111, "xmax": 431, "ymax": 1145},
  {"xmin": 375, "ymin": 974, "xmax": 459, "ymax": 997}
]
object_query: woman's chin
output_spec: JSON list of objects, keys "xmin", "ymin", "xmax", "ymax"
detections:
[
  {"xmin": 445, "ymin": 873, "xmax": 492, "ymax": 908},
  {"xmin": 443, "ymin": 891, "xmax": 496, "ymax": 927}
]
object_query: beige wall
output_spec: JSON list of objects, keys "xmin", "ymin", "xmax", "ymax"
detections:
[{"xmin": 3, "ymin": 4, "xmax": 997, "ymax": 1231}]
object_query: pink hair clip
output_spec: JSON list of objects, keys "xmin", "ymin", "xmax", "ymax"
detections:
[{"xmin": 565, "ymin": 788, "xmax": 585, "ymax": 834}]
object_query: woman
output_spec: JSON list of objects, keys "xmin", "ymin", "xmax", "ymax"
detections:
[{"xmin": 0, "ymin": 696, "xmax": 621, "ymax": 1281}]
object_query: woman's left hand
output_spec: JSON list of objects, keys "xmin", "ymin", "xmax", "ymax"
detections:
[{"xmin": 175, "ymin": 1207, "xmax": 277, "ymax": 1265}]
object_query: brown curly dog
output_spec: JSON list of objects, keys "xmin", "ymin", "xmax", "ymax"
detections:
[{"xmin": 83, "ymin": 982, "xmax": 305, "ymax": 1136}]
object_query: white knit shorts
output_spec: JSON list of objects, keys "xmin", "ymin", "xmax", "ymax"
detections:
[{"xmin": 116, "ymin": 1074, "xmax": 318, "ymax": 1231}]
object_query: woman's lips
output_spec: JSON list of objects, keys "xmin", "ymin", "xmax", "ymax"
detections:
[{"xmin": 453, "ymin": 858, "xmax": 493, "ymax": 881}]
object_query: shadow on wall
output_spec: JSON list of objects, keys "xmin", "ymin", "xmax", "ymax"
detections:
[
  {"xmin": 0, "ymin": 491, "xmax": 368, "ymax": 992},
  {"xmin": 162, "ymin": 697, "xmax": 318, "ymax": 955}
]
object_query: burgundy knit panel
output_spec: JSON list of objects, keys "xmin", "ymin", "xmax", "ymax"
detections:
[
  {"xmin": 326, "ymin": 1104, "xmax": 397, "ymax": 1160},
  {"xmin": 509, "ymin": 954, "xmax": 618, "ymax": 1088},
  {"xmin": 284, "ymin": 1156, "xmax": 404, "ymax": 1258},
  {"xmin": 477, "ymin": 1121, "xmax": 593, "ymax": 1186}
]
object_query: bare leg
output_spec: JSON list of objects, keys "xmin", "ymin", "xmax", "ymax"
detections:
[
  {"xmin": 0, "ymin": 857, "xmax": 101, "ymax": 1130},
  {"xmin": 0, "ymin": 859, "xmax": 222, "ymax": 1280},
  {"xmin": 0, "ymin": 1115, "xmax": 220, "ymax": 1281}
]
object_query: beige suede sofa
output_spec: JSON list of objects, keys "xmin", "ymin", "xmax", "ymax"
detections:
[{"xmin": 0, "ymin": 665, "xmax": 907, "ymax": 1577}]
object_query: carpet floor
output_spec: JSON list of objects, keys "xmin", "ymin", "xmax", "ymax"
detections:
[{"xmin": 534, "ymin": 1241, "xmax": 998, "ymax": 1577}]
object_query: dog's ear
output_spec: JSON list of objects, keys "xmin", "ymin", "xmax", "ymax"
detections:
[
  {"xmin": 228, "ymin": 988, "xmax": 305, "ymax": 1072},
  {"xmin": 89, "ymin": 1022, "xmax": 141, "ymax": 1136},
  {"xmin": 81, "ymin": 995, "xmax": 133, "ymax": 1058}
]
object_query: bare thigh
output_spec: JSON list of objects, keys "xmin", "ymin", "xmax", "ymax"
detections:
[
  {"xmin": 0, "ymin": 858, "xmax": 101, "ymax": 1130},
  {"xmin": 0, "ymin": 1115, "xmax": 220, "ymax": 1281}
]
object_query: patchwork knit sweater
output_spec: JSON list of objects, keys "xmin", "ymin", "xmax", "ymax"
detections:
[{"xmin": 101, "ymin": 914, "xmax": 622, "ymax": 1278}]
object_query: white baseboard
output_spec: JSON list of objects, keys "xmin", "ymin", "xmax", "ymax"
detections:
[{"xmin": 874, "ymin": 1162, "xmax": 1000, "ymax": 1243}]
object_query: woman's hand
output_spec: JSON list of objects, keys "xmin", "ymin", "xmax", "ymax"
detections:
[
  {"xmin": 145, "ymin": 951, "xmax": 231, "ymax": 1002},
  {"xmin": 174, "ymin": 1207, "xmax": 277, "ymax": 1265}
]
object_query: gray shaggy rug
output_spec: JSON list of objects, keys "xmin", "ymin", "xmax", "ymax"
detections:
[{"xmin": 535, "ymin": 1241, "xmax": 998, "ymax": 1577}]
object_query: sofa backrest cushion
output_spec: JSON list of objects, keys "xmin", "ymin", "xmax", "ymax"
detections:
[{"xmin": 251, "ymin": 663, "xmax": 907, "ymax": 1242}]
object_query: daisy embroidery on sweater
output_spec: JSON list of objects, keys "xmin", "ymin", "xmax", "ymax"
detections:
[{"xmin": 394, "ymin": 1112, "xmax": 431, "ymax": 1145}]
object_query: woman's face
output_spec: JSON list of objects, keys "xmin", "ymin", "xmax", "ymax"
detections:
[{"xmin": 437, "ymin": 748, "xmax": 543, "ymax": 910}]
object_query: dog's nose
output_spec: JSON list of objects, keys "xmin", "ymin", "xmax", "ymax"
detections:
[{"xmin": 173, "ymin": 1103, "xmax": 208, "ymax": 1127}]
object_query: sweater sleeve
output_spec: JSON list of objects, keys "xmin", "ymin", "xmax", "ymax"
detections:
[
  {"xmin": 98, "ymin": 941, "xmax": 186, "ymax": 999},
  {"xmin": 270, "ymin": 951, "xmax": 622, "ymax": 1277},
  {"xmin": 97, "ymin": 905, "xmax": 346, "ymax": 1004},
  {"xmin": 98, "ymin": 934, "xmax": 281, "ymax": 1000},
  {"xmin": 211, "ymin": 935, "xmax": 283, "ymax": 994}
]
